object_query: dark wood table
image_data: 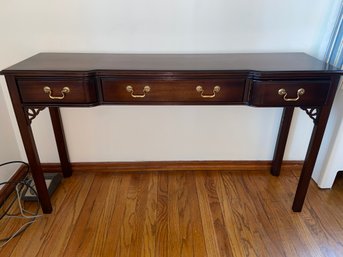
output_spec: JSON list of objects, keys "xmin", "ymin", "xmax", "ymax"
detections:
[{"xmin": 1, "ymin": 53, "xmax": 342, "ymax": 213}]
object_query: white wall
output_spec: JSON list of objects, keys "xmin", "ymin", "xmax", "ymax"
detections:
[
  {"xmin": 0, "ymin": 85, "xmax": 22, "ymax": 185},
  {"xmin": 0, "ymin": 1, "xmax": 341, "ymax": 169}
]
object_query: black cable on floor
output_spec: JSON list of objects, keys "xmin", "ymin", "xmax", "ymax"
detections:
[{"xmin": 0, "ymin": 161, "xmax": 41, "ymax": 247}]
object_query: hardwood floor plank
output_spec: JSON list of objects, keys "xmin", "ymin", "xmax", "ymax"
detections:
[
  {"xmin": 0, "ymin": 205, "xmax": 26, "ymax": 256},
  {"xmin": 128, "ymin": 173, "xmax": 153, "ymax": 257},
  {"xmin": 167, "ymin": 172, "xmax": 182, "ymax": 257},
  {"xmin": 167, "ymin": 171, "xmax": 207, "ymax": 257},
  {"xmin": 114, "ymin": 174, "xmax": 142, "ymax": 257},
  {"xmin": 98, "ymin": 173, "xmax": 132, "ymax": 257},
  {"xmin": 280, "ymin": 171, "xmax": 343, "ymax": 256},
  {"xmin": 62, "ymin": 173, "xmax": 123, "ymax": 257},
  {"xmin": 187, "ymin": 172, "xmax": 207, "ymax": 257},
  {"xmin": 61, "ymin": 174, "xmax": 108, "ymax": 257},
  {"xmin": 1, "ymin": 169, "xmax": 342, "ymax": 257},
  {"xmin": 155, "ymin": 172, "xmax": 168, "ymax": 257},
  {"xmin": 214, "ymin": 172, "xmax": 250, "ymax": 257},
  {"xmin": 219, "ymin": 172, "xmax": 266, "ymax": 257},
  {"xmin": 91, "ymin": 175, "xmax": 129, "ymax": 257},
  {"xmin": 140, "ymin": 173, "xmax": 157, "ymax": 257},
  {"xmin": 7, "ymin": 172, "xmax": 94, "ymax": 257},
  {"xmin": 36, "ymin": 172, "xmax": 95, "ymax": 257},
  {"xmin": 240, "ymin": 171, "xmax": 313, "ymax": 256},
  {"xmin": 195, "ymin": 171, "xmax": 235, "ymax": 257}
]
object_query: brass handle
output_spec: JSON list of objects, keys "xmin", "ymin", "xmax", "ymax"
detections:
[
  {"xmin": 196, "ymin": 85, "xmax": 221, "ymax": 98},
  {"xmin": 278, "ymin": 88, "xmax": 305, "ymax": 102},
  {"xmin": 126, "ymin": 85, "xmax": 150, "ymax": 98},
  {"xmin": 43, "ymin": 86, "xmax": 70, "ymax": 100}
]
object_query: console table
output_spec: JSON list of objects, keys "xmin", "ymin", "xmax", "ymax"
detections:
[{"xmin": 1, "ymin": 53, "xmax": 342, "ymax": 213}]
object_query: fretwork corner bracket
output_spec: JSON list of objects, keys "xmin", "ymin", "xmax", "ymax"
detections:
[
  {"xmin": 26, "ymin": 107, "xmax": 46, "ymax": 124},
  {"xmin": 301, "ymin": 107, "xmax": 321, "ymax": 125}
]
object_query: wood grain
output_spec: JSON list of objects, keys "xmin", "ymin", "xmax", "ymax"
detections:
[
  {"xmin": 1, "ymin": 168, "xmax": 343, "ymax": 257},
  {"xmin": 41, "ymin": 160, "xmax": 303, "ymax": 173}
]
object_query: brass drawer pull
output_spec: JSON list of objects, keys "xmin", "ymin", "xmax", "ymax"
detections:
[
  {"xmin": 126, "ymin": 85, "xmax": 150, "ymax": 98},
  {"xmin": 43, "ymin": 86, "xmax": 70, "ymax": 100},
  {"xmin": 196, "ymin": 85, "xmax": 221, "ymax": 98},
  {"xmin": 278, "ymin": 88, "xmax": 305, "ymax": 102}
]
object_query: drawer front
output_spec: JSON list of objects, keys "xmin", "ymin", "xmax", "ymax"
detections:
[
  {"xmin": 249, "ymin": 80, "xmax": 331, "ymax": 107},
  {"xmin": 17, "ymin": 78, "xmax": 97, "ymax": 104},
  {"xmin": 101, "ymin": 78, "xmax": 245, "ymax": 103}
]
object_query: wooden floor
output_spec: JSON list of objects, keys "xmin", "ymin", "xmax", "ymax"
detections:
[{"xmin": 1, "ymin": 168, "xmax": 343, "ymax": 257}]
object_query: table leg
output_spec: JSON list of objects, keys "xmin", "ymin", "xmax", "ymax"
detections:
[
  {"xmin": 5, "ymin": 76, "xmax": 52, "ymax": 213},
  {"xmin": 20, "ymin": 121, "xmax": 52, "ymax": 213},
  {"xmin": 292, "ymin": 105, "xmax": 333, "ymax": 212},
  {"xmin": 271, "ymin": 107, "xmax": 294, "ymax": 176},
  {"xmin": 292, "ymin": 76, "xmax": 340, "ymax": 212},
  {"xmin": 49, "ymin": 107, "xmax": 72, "ymax": 177}
]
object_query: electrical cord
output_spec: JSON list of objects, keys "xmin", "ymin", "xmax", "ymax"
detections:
[
  {"xmin": 0, "ymin": 161, "xmax": 30, "ymax": 219},
  {"xmin": 0, "ymin": 161, "xmax": 30, "ymax": 172},
  {"xmin": 0, "ymin": 161, "xmax": 41, "ymax": 248},
  {"xmin": 0, "ymin": 180, "xmax": 41, "ymax": 247}
]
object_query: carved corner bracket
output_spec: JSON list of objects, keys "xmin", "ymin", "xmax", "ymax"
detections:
[
  {"xmin": 300, "ymin": 107, "xmax": 321, "ymax": 125},
  {"xmin": 25, "ymin": 107, "xmax": 46, "ymax": 124}
]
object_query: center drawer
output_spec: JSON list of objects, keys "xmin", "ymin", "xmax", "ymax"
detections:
[{"xmin": 101, "ymin": 78, "xmax": 246, "ymax": 104}]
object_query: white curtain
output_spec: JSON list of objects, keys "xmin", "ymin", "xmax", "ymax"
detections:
[{"xmin": 325, "ymin": 2, "xmax": 343, "ymax": 67}]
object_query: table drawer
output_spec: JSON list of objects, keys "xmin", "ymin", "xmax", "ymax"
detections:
[
  {"xmin": 101, "ymin": 78, "xmax": 245, "ymax": 103},
  {"xmin": 249, "ymin": 80, "xmax": 331, "ymax": 107},
  {"xmin": 17, "ymin": 78, "xmax": 97, "ymax": 104}
]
